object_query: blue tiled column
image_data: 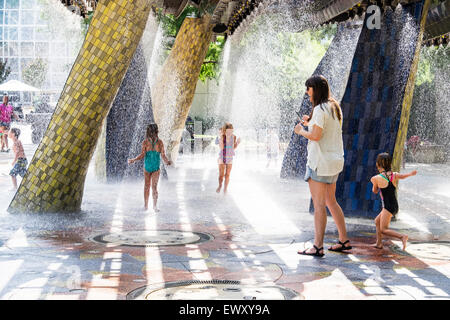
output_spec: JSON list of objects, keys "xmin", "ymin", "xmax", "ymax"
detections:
[{"xmin": 336, "ymin": 1, "xmax": 430, "ymax": 218}]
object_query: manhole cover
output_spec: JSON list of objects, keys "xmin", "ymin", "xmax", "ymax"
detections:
[
  {"xmin": 127, "ymin": 280, "xmax": 299, "ymax": 300},
  {"xmin": 91, "ymin": 230, "xmax": 212, "ymax": 247},
  {"xmin": 391, "ymin": 241, "xmax": 450, "ymax": 261}
]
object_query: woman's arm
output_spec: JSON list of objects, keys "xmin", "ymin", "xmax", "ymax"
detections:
[
  {"xmin": 295, "ymin": 124, "xmax": 322, "ymax": 141},
  {"xmin": 128, "ymin": 141, "xmax": 146, "ymax": 163},
  {"xmin": 159, "ymin": 140, "xmax": 172, "ymax": 166}
]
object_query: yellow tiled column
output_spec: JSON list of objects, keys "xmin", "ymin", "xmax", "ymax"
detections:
[
  {"xmin": 8, "ymin": 0, "xmax": 152, "ymax": 213},
  {"xmin": 392, "ymin": 0, "xmax": 432, "ymax": 171},
  {"xmin": 151, "ymin": 15, "xmax": 212, "ymax": 161}
]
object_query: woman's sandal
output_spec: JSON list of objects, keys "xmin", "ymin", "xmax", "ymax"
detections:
[
  {"xmin": 328, "ymin": 240, "xmax": 352, "ymax": 252},
  {"xmin": 298, "ymin": 245, "xmax": 324, "ymax": 257}
]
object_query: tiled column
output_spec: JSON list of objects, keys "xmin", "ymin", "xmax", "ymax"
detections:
[
  {"xmin": 8, "ymin": 0, "xmax": 153, "ymax": 213},
  {"xmin": 151, "ymin": 15, "xmax": 212, "ymax": 161},
  {"xmin": 335, "ymin": 0, "xmax": 431, "ymax": 217}
]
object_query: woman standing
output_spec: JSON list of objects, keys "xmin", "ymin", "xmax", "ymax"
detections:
[
  {"xmin": 0, "ymin": 95, "xmax": 18, "ymax": 152},
  {"xmin": 295, "ymin": 75, "xmax": 351, "ymax": 257}
]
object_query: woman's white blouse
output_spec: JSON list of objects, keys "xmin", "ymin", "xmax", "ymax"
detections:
[{"xmin": 306, "ymin": 102, "xmax": 344, "ymax": 176}]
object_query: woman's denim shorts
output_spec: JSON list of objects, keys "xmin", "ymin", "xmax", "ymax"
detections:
[{"xmin": 304, "ymin": 166, "xmax": 339, "ymax": 184}]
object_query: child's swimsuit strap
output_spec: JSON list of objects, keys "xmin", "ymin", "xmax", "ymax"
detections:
[
  {"xmin": 148, "ymin": 138, "xmax": 158, "ymax": 150},
  {"xmin": 378, "ymin": 173, "xmax": 390, "ymax": 183}
]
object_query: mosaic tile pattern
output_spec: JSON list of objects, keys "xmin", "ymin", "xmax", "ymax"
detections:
[
  {"xmin": 8, "ymin": 0, "xmax": 153, "ymax": 213},
  {"xmin": 151, "ymin": 16, "xmax": 213, "ymax": 161},
  {"xmin": 335, "ymin": 0, "xmax": 431, "ymax": 218}
]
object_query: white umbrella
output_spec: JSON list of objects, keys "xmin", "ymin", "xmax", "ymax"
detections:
[{"xmin": 0, "ymin": 80, "xmax": 40, "ymax": 92}]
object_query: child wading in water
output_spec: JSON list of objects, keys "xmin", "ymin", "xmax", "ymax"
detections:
[
  {"xmin": 128, "ymin": 123, "xmax": 172, "ymax": 212},
  {"xmin": 370, "ymin": 152, "xmax": 417, "ymax": 250},
  {"xmin": 9, "ymin": 128, "xmax": 28, "ymax": 190},
  {"xmin": 216, "ymin": 122, "xmax": 240, "ymax": 194}
]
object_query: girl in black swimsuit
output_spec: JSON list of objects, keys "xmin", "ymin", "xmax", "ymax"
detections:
[{"xmin": 370, "ymin": 153, "xmax": 417, "ymax": 251}]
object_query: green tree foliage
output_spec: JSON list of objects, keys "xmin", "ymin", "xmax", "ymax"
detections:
[
  {"xmin": 236, "ymin": 14, "xmax": 336, "ymax": 101},
  {"xmin": 415, "ymin": 45, "xmax": 450, "ymax": 86},
  {"xmin": 409, "ymin": 44, "xmax": 450, "ymax": 146},
  {"xmin": 156, "ymin": 6, "xmax": 200, "ymax": 39},
  {"xmin": 199, "ymin": 36, "xmax": 225, "ymax": 82},
  {"xmin": 22, "ymin": 58, "xmax": 48, "ymax": 88},
  {"xmin": 0, "ymin": 60, "xmax": 11, "ymax": 84},
  {"xmin": 82, "ymin": 11, "xmax": 94, "ymax": 35},
  {"xmin": 156, "ymin": 6, "xmax": 225, "ymax": 82}
]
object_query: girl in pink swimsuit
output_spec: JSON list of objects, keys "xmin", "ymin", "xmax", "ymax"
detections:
[
  {"xmin": 0, "ymin": 95, "xmax": 18, "ymax": 152},
  {"xmin": 216, "ymin": 122, "xmax": 240, "ymax": 194}
]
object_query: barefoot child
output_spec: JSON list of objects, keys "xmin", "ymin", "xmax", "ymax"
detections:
[
  {"xmin": 370, "ymin": 152, "xmax": 417, "ymax": 250},
  {"xmin": 216, "ymin": 122, "xmax": 240, "ymax": 194},
  {"xmin": 8, "ymin": 128, "xmax": 28, "ymax": 190},
  {"xmin": 128, "ymin": 123, "xmax": 172, "ymax": 212}
]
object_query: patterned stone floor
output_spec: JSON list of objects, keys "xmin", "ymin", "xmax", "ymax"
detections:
[{"xmin": 0, "ymin": 124, "xmax": 448, "ymax": 300}]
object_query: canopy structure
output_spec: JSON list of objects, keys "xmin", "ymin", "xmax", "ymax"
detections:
[{"xmin": 0, "ymin": 80, "xmax": 41, "ymax": 93}]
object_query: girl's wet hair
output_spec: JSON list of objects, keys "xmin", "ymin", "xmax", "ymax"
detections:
[
  {"xmin": 146, "ymin": 123, "xmax": 158, "ymax": 141},
  {"xmin": 305, "ymin": 75, "xmax": 341, "ymax": 122},
  {"xmin": 221, "ymin": 122, "xmax": 233, "ymax": 135},
  {"xmin": 10, "ymin": 128, "xmax": 20, "ymax": 138},
  {"xmin": 376, "ymin": 152, "xmax": 392, "ymax": 172}
]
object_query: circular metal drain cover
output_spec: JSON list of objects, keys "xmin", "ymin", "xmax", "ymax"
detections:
[
  {"xmin": 402, "ymin": 241, "xmax": 450, "ymax": 261},
  {"xmin": 127, "ymin": 280, "xmax": 299, "ymax": 300},
  {"xmin": 389, "ymin": 241, "xmax": 450, "ymax": 261},
  {"xmin": 91, "ymin": 230, "xmax": 212, "ymax": 247}
]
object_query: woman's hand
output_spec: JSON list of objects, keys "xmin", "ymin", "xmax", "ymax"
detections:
[
  {"xmin": 167, "ymin": 160, "xmax": 173, "ymax": 166},
  {"xmin": 236, "ymin": 137, "xmax": 241, "ymax": 144},
  {"xmin": 294, "ymin": 123, "xmax": 304, "ymax": 135},
  {"xmin": 127, "ymin": 159, "xmax": 135, "ymax": 164},
  {"xmin": 302, "ymin": 115, "xmax": 310, "ymax": 126}
]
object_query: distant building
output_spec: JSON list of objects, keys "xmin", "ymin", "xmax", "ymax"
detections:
[{"xmin": 0, "ymin": 0, "xmax": 84, "ymax": 103}]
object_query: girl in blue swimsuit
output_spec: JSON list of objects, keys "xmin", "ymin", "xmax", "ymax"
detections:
[
  {"xmin": 128, "ymin": 123, "xmax": 172, "ymax": 212},
  {"xmin": 370, "ymin": 153, "xmax": 417, "ymax": 250}
]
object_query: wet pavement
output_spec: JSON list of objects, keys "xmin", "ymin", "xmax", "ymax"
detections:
[{"xmin": 0, "ymin": 124, "xmax": 449, "ymax": 300}]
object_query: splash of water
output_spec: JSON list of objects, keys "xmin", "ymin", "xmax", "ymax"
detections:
[{"xmin": 207, "ymin": 1, "xmax": 336, "ymax": 156}]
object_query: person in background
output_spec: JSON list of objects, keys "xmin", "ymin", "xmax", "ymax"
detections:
[
  {"xmin": 0, "ymin": 94, "xmax": 19, "ymax": 152},
  {"xmin": 216, "ymin": 122, "xmax": 240, "ymax": 194},
  {"xmin": 8, "ymin": 128, "xmax": 28, "ymax": 190}
]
